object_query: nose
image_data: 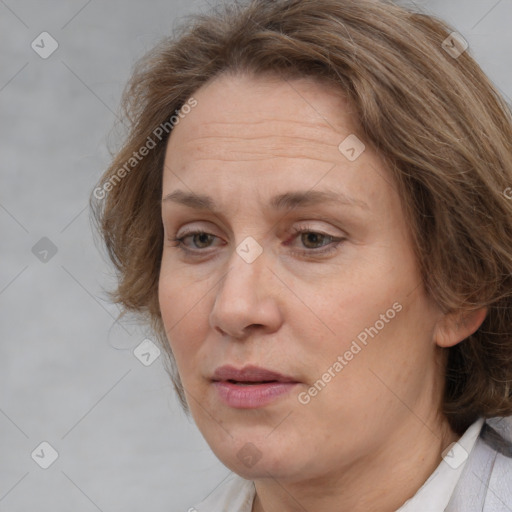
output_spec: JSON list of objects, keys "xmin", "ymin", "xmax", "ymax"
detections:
[{"xmin": 209, "ymin": 244, "xmax": 283, "ymax": 339}]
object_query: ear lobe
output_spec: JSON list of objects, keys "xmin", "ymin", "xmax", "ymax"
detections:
[{"xmin": 434, "ymin": 307, "xmax": 488, "ymax": 348}]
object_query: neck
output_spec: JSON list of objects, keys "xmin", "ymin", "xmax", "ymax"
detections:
[{"xmin": 251, "ymin": 413, "xmax": 459, "ymax": 512}]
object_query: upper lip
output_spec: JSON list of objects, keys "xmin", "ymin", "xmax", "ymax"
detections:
[{"xmin": 212, "ymin": 365, "xmax": 298, "ymax": 383}]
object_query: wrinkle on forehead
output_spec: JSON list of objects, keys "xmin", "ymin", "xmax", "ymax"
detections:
[
  {"xmin": 169, "ymin": 84, "xmax": 360, "ymax": 167},
  {"xmin": 179, "ymin": 132, "xmax": 344, "ymax": 164},
  {"xmin": 170, "ymin": 71, "xmax": 360, "ymax": 139},
  {"xmin": 164, "ymin": 71, "xmax": 389, "ymax": 198}
]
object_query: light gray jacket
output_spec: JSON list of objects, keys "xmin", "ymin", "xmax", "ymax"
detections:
[{"xmin": 447, "ymin": 418, "xmax": 512, "ymax": 511}]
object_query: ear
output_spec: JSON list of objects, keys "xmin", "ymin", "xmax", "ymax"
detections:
[{"xmin": 434, "ymin": 307, "xmax": 488, "ymax": 348}]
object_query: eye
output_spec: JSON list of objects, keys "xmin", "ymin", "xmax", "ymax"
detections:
[
  {"xmin": 167, "ymin": 225, "xmax": 345, "ymax": 259},
  {"xmin": 286, "ymin": 225, "xmax": 345, "ymax": 257},
  {"xmin": 168, "ymin": 230, "xmax": 221, "ymax": 252}
]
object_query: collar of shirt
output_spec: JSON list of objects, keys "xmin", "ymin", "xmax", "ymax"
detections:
[
  {"xmin": 193, "ymin": 418, "xmax": 485, "ymax": 512},
  {"xmin": 396, "ymin": 417, "xmax": 485, "ymax": 512}
]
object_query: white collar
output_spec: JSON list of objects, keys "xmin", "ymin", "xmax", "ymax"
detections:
[{"xmin": 396, "ymin": 417, "xmax": 485, "ymax": 512}]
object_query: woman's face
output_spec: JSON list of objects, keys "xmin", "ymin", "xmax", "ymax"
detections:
[{"xmin": 159, "ymin": 72, "xmax": 448, "ymax": 482}]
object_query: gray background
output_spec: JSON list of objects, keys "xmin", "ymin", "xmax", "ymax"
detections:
[{"xmin": 1, "ymin": 1, "xmax": 511, "ymax": 511}]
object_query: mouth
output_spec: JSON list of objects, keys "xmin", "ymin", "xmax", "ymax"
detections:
[
  {"xmin": 211, "ymin": 365, "xmax": 300, "ymax": 408},
  {"xmin": 211, "ymin": 364, "xmax": 298, "ymax": 384},
  {"xmin": 224, "ymin": 379, "xmax": 280, "ymax": 386}
]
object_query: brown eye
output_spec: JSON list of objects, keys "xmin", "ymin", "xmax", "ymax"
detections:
[
  {"xmin": 190, "ymin": 232, "xmax": 215, "ymax": 249},
  {"xmin": 287, "ymin": 226, "xmax": 346, "ymax": 258},
  {"xmin": 168, "ymin": 230, "xmax": 221, "ymax": 256},
  {"xmin": 300, "ymin": 232, "xmax": 333, "ymax": 249}
]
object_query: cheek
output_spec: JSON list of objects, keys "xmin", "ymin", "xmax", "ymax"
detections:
[
  {"xmin": 158, "ymin": 269, "xmax": 210, "ymax": 377},
  {"xmin": 305, "ymin": 266, "xmax": 400, "ymax": 340},
  {"xmin": 298, "ymin": 251, "xmax": 429, "ymax": 382},
  {"xmin": 158, "ymin": 259, "xmax": 209, "ymax": 325}
]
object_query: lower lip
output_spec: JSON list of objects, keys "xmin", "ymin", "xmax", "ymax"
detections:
[{"xmin": 212, "ymin": 381, "xmax": 299, "ymax": 408}]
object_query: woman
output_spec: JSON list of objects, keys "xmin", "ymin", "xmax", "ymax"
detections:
[{"xmin": 91, "ymin": 0, "xmax": 512, "ymax": 509}]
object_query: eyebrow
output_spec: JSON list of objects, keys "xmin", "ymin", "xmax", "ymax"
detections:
[{"xmin": 161, "ymin": 189, "xmax": 369, "ymax": 212}]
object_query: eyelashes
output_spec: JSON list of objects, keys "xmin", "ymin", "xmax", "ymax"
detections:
[{"xmin": 167, "ymin": 225, "xmax": 346, "ymax": 259}]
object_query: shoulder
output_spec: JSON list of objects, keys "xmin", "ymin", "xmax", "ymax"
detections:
[
  {"xmin": 191, "ymin": 473, "xmax": 255, "ymax": 512},
  {"xmin": 480, "ymin": 418, "xmax": 512, "ymax": 509},
  {"xmin": 449, "ymin": 416, "xmax": 512, "ymax": 511}
]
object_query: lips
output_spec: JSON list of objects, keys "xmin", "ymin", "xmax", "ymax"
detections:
[
  {"xmin": 211, "ymin": 365, "xmax": 300, "ymax": 408},
  {"xmin": 211, "ymin": 364, "xmax": 298, "ymax": 384}
]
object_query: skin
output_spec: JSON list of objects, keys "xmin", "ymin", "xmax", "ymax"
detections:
[{"xmin": 158, "ymin": 72, "xmax": 487, "ymax": 512}]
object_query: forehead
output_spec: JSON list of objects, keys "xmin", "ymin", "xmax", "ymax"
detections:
[
  {"xmin": 169, "ymin": 74, "xmax": 355, "ymax": 161},
  {"xmin": 218, "ymin": 72, "xmax": 353, "ymax": 115},
  {"xmin": 162, "ymin": 72, "xmax": 395, "ymax": 212}
]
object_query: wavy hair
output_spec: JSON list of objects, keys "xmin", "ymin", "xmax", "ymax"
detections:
[{"xmin": 90, "ymin": 0, "xmax": 512, "ymax": 435}]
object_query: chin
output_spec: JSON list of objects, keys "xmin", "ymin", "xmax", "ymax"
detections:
[
  {"xmin": 224, "ymin": 454, "xmax": 295, "ymax": 481},
  {"xmin": 216, "ymin": 436, "xmax": 313, "ymax": 481}
]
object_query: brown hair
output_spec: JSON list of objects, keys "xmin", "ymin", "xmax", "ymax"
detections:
[{"xmin": 90, "ymin": 0, "xmax": 512, "ymax": 435}]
